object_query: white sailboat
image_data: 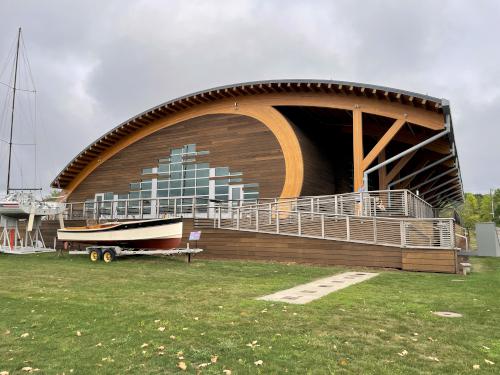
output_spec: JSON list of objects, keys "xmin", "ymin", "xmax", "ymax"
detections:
[{"xmin": 0, "ymin": 28, "xmax": 64, "ymax": 253}]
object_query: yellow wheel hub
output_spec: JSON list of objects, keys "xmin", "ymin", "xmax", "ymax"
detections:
[
  {"xmin": 103, "ymin": 252, "xmax": 112, "ymax": 263},
  {"xmin": 90, "ymin": 251, "xmax": 99, "ymax": 261}
]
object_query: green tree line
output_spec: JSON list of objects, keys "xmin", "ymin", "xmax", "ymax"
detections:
[{"xmin": 458, "ymin": 189, "xmax": 499, "ymax": 230}]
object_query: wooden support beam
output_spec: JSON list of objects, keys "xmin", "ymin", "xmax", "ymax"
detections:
[
  {"xmin": 353, "ymin": 108, "xmax": 364, "ymax": 191},
  {"xmin": 378, "ymin": 149, "xmax": 387, "ymax": 189},
  {"xmin": 361, "ymin": 118, "xmax": 406, "ymax": 170},
  {"xmin": 384, "ymin": 150, "xmax": 417, "ymax": 185}
]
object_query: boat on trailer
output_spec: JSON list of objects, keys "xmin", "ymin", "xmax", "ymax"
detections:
[{"xmin": 57, "ymin": 217, "xmax": 183, "ymax": 249}]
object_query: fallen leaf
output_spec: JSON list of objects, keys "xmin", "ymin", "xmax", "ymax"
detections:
[
  {"xmin": 398, "ymin": 349, "xmax": 408, "ymax": 357},
  {"xmin": 95, "ymin": 342, "xmax": 102, "ymax": 347},
  {"xmin": 76, "ymin": 331, "xmax": 82, "ymax": 337},
  {"xmin": 222, "ymin": 370, "xmax": 232, "ymax": 375},
  {"xmin": 194, "ymin": 317, "xmax": 199, "ymax": 321},
  {"xmin": 426, "ymin": 356, "xmax": 440, "ymax": 362},
  {"xmin": 21, "ymin": 333, "xmax": 29, "ymax": 338},
  {"xmin": 211, "ymin": 355, "xmax": 218, "ymax": 363},
  {"xmin": 197, "ymin": 363, "xmax": 210, "ymax": 368},
  {"xmin": 170, "ymin": 335, "xmax": 176, "ymax": 340},
  {"xmin": 218, "ymin": 306, "xmax": 223, "ymax": 309},
  {"xmin": 4, "ymin": 330, "xmax": 10, "ymax": 335},
  {"xmin": 485, "ymin": 359, "xmax": 495, "ymax": 365},
  {"xmin": 0, "ymin": 371, "xmax": 9, "ymax": 375},
  {"xmin": 141, "ymin": 343, "xmax": 149, "ymax": 348},
  {"xmin": 254, "ymin": 360, "xmax": 263, "ymax": 366},
  {"xmin": 473, "ymin": 364, "xmax": 480, "ymax": 370},
  {"xmin": 178, "ymin": 361, "xmax": 187, "ymax": 371},
  {"xmin": 182, "ymin": 327, "xmax": 188, "ymax": 331},
  {"xmin": 482, "ymin": 345, "xmax": 490, "ymax": 350},
  {"xmin": 428, "ymin": 337, "xmax": 437, "ymax": 342},
  {"xmin": 158, "ymin": 326, "xmax": 166, "ymax": 332},
  {"xmin": 154, "ymin": 319, "xmax": 160, "ymax": 323},
  {"xmin": 413, "ymin": 333, "xmax": 419, "ymax": 336},
  {"xmin": 157, "ymin": 345, "xmax": 165, "ymax": 351},
  {"xmin": 21, "ymin": 367, "xmax": 32, "ymax": 372},
  {"xmin": 338, "ymin": 358, "xmax": 349, "ymax": 366}
]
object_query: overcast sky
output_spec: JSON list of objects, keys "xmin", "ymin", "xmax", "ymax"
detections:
[{"xmin": 0, "ymin": 0, "xmax": 498, "ymax": 195}]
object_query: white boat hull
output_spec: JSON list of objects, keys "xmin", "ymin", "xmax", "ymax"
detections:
[{"xmin": 57, "ymin": 218, "xmax": 183, "ymax": 249}]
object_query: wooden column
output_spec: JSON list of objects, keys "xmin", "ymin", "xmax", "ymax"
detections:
[
  {"xmin": 378, "ymin": 149, "xmax": 387, "ymax": 189},
  {"xmin": 352, "ymin": 108, "xmax": 364, "ymax": 191}
]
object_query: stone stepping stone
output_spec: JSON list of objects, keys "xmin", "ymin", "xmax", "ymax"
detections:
[{"xmin": 257, "ymin": 271, "xmax": 379, "ymax": 304}]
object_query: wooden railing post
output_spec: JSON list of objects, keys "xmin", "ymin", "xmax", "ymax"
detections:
[{"xmin": 298, "ymin": 212, "xmax": 302, "ymax": 236}]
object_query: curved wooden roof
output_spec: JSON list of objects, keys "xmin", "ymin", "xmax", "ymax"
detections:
[{"xmin": 52, "ymin": 79, "xmax": 462, "ymax": 204}]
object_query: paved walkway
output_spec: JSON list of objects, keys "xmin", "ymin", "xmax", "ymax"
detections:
[{"xmin": 257, "ymin": 271, "xmax": 379, "ymax": 304}]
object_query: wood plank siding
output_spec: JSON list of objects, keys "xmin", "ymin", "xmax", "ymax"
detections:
[{"xmin": 68, "ymin": 114, "xmax": 286, "ymax": 202}]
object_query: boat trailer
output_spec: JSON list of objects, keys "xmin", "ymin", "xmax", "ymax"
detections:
[{"xmin": 69, "ymin": 245, "xmax": 203, "ymax": 263}]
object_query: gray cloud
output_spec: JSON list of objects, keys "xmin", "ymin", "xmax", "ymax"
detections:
[{"xmin": 0, "ymin": 0, "xmax": 498, "ymax": 194}]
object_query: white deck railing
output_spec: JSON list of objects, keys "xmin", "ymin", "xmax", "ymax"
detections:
[
  {"xmin": 58, "ymin": 189, "xmax": 434, "ymax": 221},
  {"xmin": 214, "ymin": 205, "xmax": 456, "ymax": 249}
]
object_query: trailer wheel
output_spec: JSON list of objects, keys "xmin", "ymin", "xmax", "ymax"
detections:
[
  {"xmin": 89, "ymin": 249, "xmax": 101, "ymax": 262},
  {"xmin": 102, "ymin": 249, "xmax": 116, "ymax": 263}
]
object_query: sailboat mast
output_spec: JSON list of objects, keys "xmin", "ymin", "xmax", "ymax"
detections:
[{"xmin": 6, "ymin": 27, "xmax": 21, "ymax": 194}]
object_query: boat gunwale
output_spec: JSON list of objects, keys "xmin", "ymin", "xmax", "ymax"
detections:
[{"xmin": 57, "ymin": 217, "xmax": 183, "ymax": 233}]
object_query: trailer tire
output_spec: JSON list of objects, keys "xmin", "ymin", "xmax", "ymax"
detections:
[
  {"xmin": 102, "ymin": 249, "xmax": 116, "ymax": 263},
  {"xmin": 89, "ymin": 249, "xmax": 101, "ymax": 262}
]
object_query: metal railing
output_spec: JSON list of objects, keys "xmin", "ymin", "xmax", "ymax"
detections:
[
  {"xmin": 214, "ymin": 205, "xmax": 457, "ymax": 249},
  {"xmin": 238, "ymin": 189, "xmax": 434, "ymax": 219},
  {"xmin": 58, "ymin": 189, "xmax": 434, "ymax": 222}
]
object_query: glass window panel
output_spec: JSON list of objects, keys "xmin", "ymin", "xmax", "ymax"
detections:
[
  {"xmin": 196, "ymin": 169, "xmax": 209, "ymax": 178},
  {"xmin": 142, "ymin": 167, "xmax": 154, "ymax": 175},
  {"xmin": 141, "ymin": 181, "xmax": 152, "ymax": 190},
  {"xmin": 170, "ymin": 172, "xmax": 182, "ymax": 180},
  {"xmin": 170, "ymin": 189, "xmax": 181, "ymax": 197},
  {"xmin": 170, "ymin": 163, "xmax": 181, "ymax": 171},
  {"xmin": 215, "ymin": 167, "xmax": 229, "ymax": 176},
  {"xmin": 196, "ymin": 198, "xmax": 209, "ymax": 205},
  {"xmin": 196, "ymin": 177, "xmax": 209, "ymax": 187},
  {"xmin": 244, "ymin": 183, "xmax": 259, "ymax": 191},
  {"xmin": 170, "ymin": 180, "xmax": 182, "ymax": 188},
  {"xmin": 185, "ymin": 164, "xmax": 196, "ymax": 170},
  {"xmin": 182, "ymin": 198, "xmax": 193, "ymax": 205},
  {"xmin": 229, "ymin": 178, "xmax": 242, "ymax": 183},
  {"xmin": 171, "ymin": 148, "xmax": 182, "ymax": 155},
  {"xmin": 244, "ymin": 192, "xmax": 259, "ymax": 200},
  {"xmin": 215, "ymin": 194, "xmax": 228, "ymax": 201},
  {"xmin": 196, "ymin": 187, "xmax": 209, "ymax": 195},
  {"xmin": 129, "ymin": 192, "xmax": 140, "ymax": 199},
  {"xmin": 157, "ymin": 180, "xmax": 169, "ymax": 189},
  {"xmin": 184, "ymin": 170, "xmax": 196, "ymax": 179},
  {"xmin": 196, "ymin": 163, "xmax": 209, "ymax": 170},
  {"xmin": 215, "ymin": 179, "xmax": 229, "ymax": 186},
  {"xmin": 117, "ymin": 194, "xmax": 128, "ymax": 200},
  {"xmin": 104, "ymin": 192, "xmax": 114, "ymax": 200},
  {"xmin": 141, "ymin": 191, "xmax": 151, "ymax": 198},
  {"xmin": 159, "ymin": 199, "xmax": 170, "ymax": 206},
  {"xmin": 129, "ymin": 182, "xmax": 140, "ymax": 191},
  {"xmin": 184, "ymin": 179, "xmax": 195, "ymax": 187},
  {"xmin": 158, "ymin": 164, "xmax": 169, "ymax": 174},
  {"xmin": 197, "ymin": 150, "xmax": 209, "ymax": 156},
  {"xmin": 231, "ymin": 187, "xmax": 241, "ymax": 200},
  {"xmin": 183, "ymin": 188, "xmax": 195, "ymax": 196},
  {"xmin": 215, "ymin": 186, "xmax": 229, "ymax": 195},
  {"xmin": 157, "ymin": 190, "xmax": 169, "ymax": 197},
  {"xmin": 171, "ymin": 155, "xmax": 182, "ymax": 163},
  {"xmin": 186, "ymin": 144, "xmax": 196, "ymax": 153}
]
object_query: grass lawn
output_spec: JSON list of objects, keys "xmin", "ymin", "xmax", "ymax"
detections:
[{"xmin": 0, "ymin": 253, "xmax": 499, "ymax": 374}]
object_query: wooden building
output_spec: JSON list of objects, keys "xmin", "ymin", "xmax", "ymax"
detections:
[{"xmin": 49, "ymin": 80, "xmax": 466, "ymax": 273}]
